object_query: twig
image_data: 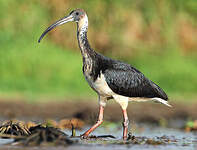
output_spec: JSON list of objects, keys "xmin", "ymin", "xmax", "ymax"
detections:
[
  {"xmin": 89, "ymin": 135, "xmax": 116, "ymax": 139},
  {"xmin": 0, "ymin": 134, "xmax": 26, "ymax": 140}
]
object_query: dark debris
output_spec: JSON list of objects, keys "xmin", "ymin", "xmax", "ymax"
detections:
[
  {"xmin": 0, "ymin": 120, "xmax": 30, "ymax": 137},
  {"xmin": 88, "ymin": 135, "xmax": 116, "ymax": 139},
  {"xmin": 19, "ymin": 125, "xmax": 75, "ymax": 146},
  {"xmin": 0, "ymin": 120, "xmax": 77, "ymax": 146},
  {"xmin": 125, "ymin": 133, "xmax": 167, "ymax": 145}
]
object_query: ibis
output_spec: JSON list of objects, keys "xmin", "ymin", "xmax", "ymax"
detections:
[{"xmin": 38, "ymin": 9, "xmax": 171, "ymax": 140}]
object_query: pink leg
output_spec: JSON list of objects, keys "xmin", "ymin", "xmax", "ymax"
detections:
[
  {"xmin": 122, "ymin": 109, "xmax": 129, "ymax": 140},
  {"xmin": 81, "ymin": 105, "xmax": 104, "ymax": 138}
]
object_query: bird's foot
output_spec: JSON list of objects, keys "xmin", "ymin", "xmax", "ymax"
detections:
[
  {"xmin": 80, "ymin": 133, "xmax": 89, "ymax": 139},
  {"xmin": 126, "ymin": 132, "xmax": 135, "ymax": 141}
]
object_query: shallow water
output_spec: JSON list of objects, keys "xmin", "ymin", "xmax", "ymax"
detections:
[
  {"xmin": 0, "ymin": 125, "xmax": 197, "ymax": 150},
  {"xmin": 0, "ymin": 138, "xmax": 13, "ymax": 145},
  {"xmin": 65, "ymin": 125, "xmax": 197, "ymax": 150}
]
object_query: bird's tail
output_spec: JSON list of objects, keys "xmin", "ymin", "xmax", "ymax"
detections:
[{"xmin": 153, "ymin": 98, "xmax": 172, "ymax": 107}]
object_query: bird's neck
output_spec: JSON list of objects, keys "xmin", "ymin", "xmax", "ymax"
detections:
[{"xmin": 77, "ymin": 15, "xmax": 96, "ymax": 68}]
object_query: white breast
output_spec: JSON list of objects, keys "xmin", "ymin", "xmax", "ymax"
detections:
[{"xmin": 84, "ymin": 72, "xmax": 114, "ymax": 97}]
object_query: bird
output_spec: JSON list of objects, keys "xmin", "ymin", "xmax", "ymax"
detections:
[{"xmin": 38, "ymin": 9, "xmax": 171, "ymax": 140}]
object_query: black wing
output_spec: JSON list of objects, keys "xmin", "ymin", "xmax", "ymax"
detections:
[{"xmin": 103, "ymin": 62, "xmax": 168, "ymax": 100}]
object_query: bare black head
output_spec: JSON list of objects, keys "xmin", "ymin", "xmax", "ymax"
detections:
[{"xmin": 38, "ymin": 9, "xmax": 87, "ymax": 43}]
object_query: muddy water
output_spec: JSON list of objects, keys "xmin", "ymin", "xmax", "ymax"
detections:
[
  {"xmin": 69, "ymin": 126, "xmax": 197, "ymax": 150},
  {"xmin": 1, "ymin": 125, "xmax": 196, "ymax": 150}
]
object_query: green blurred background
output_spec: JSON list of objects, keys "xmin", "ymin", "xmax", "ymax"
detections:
[{"xmin": 0, "ymin": 0, "xmax": 197, "ymax": 102}]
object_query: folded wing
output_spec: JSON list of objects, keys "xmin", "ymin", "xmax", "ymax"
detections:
[{"xmin": 103, "ymin": 63, "xmax": 168, "ymax": 100}]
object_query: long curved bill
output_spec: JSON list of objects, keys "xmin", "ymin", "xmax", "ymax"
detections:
[{"xmin": 38, "ymin": 14, "xmax": 74, "ymax": 43}]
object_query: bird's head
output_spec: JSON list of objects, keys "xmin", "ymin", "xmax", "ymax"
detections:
[{"xmin": 38, "ymin": 9, "xmax": 87, "ymax": 43}]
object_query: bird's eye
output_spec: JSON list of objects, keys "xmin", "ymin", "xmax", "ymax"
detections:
[{"xmin": 76, "ymin": 12, "xmax": 79, "ymax": 15}]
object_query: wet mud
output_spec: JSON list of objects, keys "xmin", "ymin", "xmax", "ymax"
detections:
[
  {"xmin": 1, "ymin": 125, "xmax": 196, "ymax": 150},
  {"xmin": 0, "ymin": 99, "xmax": 197, "ymax": 126},
  {"xmin": 0, "ymin": 99, "xmax": 197, "ymax": 149}
]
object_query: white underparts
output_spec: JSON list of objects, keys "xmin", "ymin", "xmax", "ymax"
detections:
[
  {"xmin": 152, "ymin": 98, "xmax": 172, "ymax": 107},
  {"xmin": 84, "ymin": 72, "xmax": 172, "ymax": 109}
]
